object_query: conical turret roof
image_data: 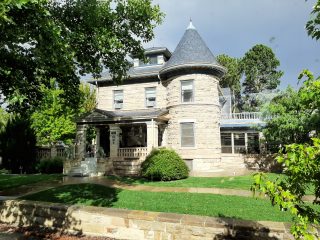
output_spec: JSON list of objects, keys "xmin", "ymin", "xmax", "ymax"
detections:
[{"xmin": 159, "ymin": 21, "xmax": 225, "ymax": 80}]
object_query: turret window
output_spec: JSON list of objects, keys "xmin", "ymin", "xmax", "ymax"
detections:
[
  {"xmin": 145, "ymin": 87, "xmax": 156, "ymax": 108},
  {"xmin": 181, "ymin": 122, "xmax": 195, "ymax": 147},
  {"xmin": 114, "ymin": 90, "xmax": 123, "ymax": 109},
  {"xmin": 181, "ymin": 80, "xmax": 194, "ymax": 103}
]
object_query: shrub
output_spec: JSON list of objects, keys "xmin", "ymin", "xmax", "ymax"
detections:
[
  {"xmin": 141, "ymin": 148, "xmax": 189, "ymax": 181},
  {"xmin": 0, "ymin": 168, "xmax": 11, "ymax": 174},
  {"xmin": 36, "ymin": 157, "xmax": 64, "ymax": 174}
]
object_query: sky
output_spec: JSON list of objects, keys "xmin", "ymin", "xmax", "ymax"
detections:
[{"xmin": 145, "ymin": 0, "xmax": 320, "ymax": 89}]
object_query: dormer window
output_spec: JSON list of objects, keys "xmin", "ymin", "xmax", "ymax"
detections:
[
  {"xmin": 145, "ymin": 87, "xmax": 156, "ymax": 108},
  {"xmin": 181, "ymin": 80, "xmax": 194, "ymax": 103},
  {"xmin": 139, "ymin": 55, "xmax": 158, "ymax": 66},
  {"xmin": 114, "ymin": 90, "xmax": 123, "ymax": 109}
]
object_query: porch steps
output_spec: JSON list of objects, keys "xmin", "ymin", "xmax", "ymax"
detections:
[{"xmin": 68, "ymin": 158, "xmax": 97, "ymax": 177}]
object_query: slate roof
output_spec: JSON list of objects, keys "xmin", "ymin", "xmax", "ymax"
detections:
[
  {"xmin": 159, "ymin": 22, "xmax": 225, "ymax": 80},
  {"xmin": 78, "ymin": 108, "xmax": 169, "ymax": 124}
]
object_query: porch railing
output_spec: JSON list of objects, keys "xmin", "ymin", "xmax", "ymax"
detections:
[
  {"xmin": 118, "ymin": 147, "xmax": 148, "ymax": 159},
  {"xmin": 221, "ymin": 112, "xmax": 262, "ymax": 120}
]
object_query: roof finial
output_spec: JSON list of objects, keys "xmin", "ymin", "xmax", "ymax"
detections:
[{"xmin": 187, "ymin": 18, "xmax": 195, "ymax": 30}]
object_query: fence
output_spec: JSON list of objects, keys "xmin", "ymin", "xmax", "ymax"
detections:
[{"xmin": 36, "ymin": 145, "xmax": 74, "ymax": 160}]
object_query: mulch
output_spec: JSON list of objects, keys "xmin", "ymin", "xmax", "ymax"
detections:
[{"xmin": 0, "ymin": 223, "xmax": 115, "ymax": 240}]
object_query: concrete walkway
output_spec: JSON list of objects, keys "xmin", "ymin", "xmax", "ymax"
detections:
[{"xmin": 0, "ymin": 176, "xmax": 315, "ymax": 202}]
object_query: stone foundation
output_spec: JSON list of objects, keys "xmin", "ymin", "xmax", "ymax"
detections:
[{"xmin": 0, "ymin": 200, "xmax": 293, "ymax": 240}]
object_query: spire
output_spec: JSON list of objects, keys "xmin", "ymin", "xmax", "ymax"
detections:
[
  {"xmin": 187, "ymin": 18, "xmax": 196, "ymax": 30},
  {"xmin": 159, "ymin": 21, "xmax": 225, "ymax": 80}
]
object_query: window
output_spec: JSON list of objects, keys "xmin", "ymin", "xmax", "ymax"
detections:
[
  {"xmin": 181, "ymin": 80, "xmax": 194, "ymax": 103},
  {"xmin": 114, "ymin": 90, "xmax": 123, "ymax": 109},
  {"xmin": 139, "ymin": 55, "xmax": 158, "ymax": 66},
  {"xmin": 145, "ymin": 87, "xmax": 156, "ymax": 107},
  {"xmin": 181, "ymin": 122, "xmax": 195, "ymax": 147},
  {"xmin": 221, "ymin": 132, "xmax": 232, "ymax": 153}
]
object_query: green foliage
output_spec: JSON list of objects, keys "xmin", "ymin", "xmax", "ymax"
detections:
[
  {"xmin": 0, "ymin": 0, "xmax": 163, "ymax": 112},
  {"xmin": 31, "ymin": 81, "xmax": 96, "ymax": 145},
  {"xmin": 306, "ymin": 0, "xmax": 320, "ymax": 40},
  {"xmin": 0, "ymin": 115, "xmax": 37, "ymax": 173},
  {"xmin": 241, "ymin": 44, "xmax": 283, "ymax": 111},
  {"xmin": 36, "ymin": 157, "xmax": 64, "ymax": 174},
  {"xmin": 263, "ymin": 70, "xmax": 320, "ymax": 146},
  {"xmin": 141, "ymin": 148, "xmax": 189, "ymax": 181},
  {"xmin": 0, "ymin": 108, "xmax": 10, "ymax": 133},
  {"xmin": 252, "ymin": 139, "xmax": 320, "ymax": 239},
  {"xmin": 0, "ymin": 168, "xmax": 11, "ymax": 174},
  {"xmin": 216, "ymin": 54, "xmax": 242, "ymax": 94}
]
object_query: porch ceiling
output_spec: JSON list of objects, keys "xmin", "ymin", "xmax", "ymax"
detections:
[{"xmin": 77, "ymin": 108, "xmax": 169, "ymax": 124}]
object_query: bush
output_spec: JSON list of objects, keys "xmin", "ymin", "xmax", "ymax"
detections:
[
  {"xmin": 0, "ymin": 168, "xmax": 11, "ymax": 174},
  {"xmin": 141, "ymin": 148, "xmax": 189, "ymax": 181},
  {"xmin": 36, "ymin": 157, "xmax": 64, "ymax": 174}
]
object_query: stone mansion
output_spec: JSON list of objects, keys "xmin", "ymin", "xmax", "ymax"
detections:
[{"xmin": 66, "ymin": 22, "xmax": 264, "ymax": 176}]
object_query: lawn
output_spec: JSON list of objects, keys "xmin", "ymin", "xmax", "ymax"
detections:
[
  {"xmin": 0, "ymin": 174, "xmax": 62, "ymax": 191},
  {"xmin": 107, "ymin": 173, "xmax": 283, "ymax": 190},
  {"xmin": 21, "ymin": 183, "xmax": 293, "ymax": 222}
]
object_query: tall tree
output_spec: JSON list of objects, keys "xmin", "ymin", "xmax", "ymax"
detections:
[
  {"xmin": 241, "ymin": 44, "xmax": 283, "ymax": 94},
  {"xmin": 0, "ymin": 0, "xmax": 163, "ymax": 112},
  {"xmin": 216, "ymin": 54, "xmax": 242, "ymax": 94},
  {"xmin": 31, "ymin": 82, "xmax": 96, "ymax": 145}
]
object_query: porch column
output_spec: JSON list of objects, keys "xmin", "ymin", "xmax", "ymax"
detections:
[
  {"xmin": 146, "ymin": 120, "xmax": 158, "ymax": 152},
  {"xmin": 75, "ymin": 124, "xmax": 87, "ymax": 159},
  {"xmin": 109, "ymin": 124, "xmax": 121, "ymax": 157},
  {"xmin": 95, "ymin": 127, "xmax": 100, "ymax": 157},
  {"xmin": 245, "ymin": 132, "xmax": 248, "ymax": 154},
  {"xmin": 231, "ymin": 132, "xmax": 235, "ymax": 154}
]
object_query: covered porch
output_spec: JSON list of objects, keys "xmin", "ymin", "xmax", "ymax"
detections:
[{"xmin": 68, "ymin": 108, "xmax": 169, "ymax": 176}]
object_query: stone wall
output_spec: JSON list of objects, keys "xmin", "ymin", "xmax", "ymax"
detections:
[
  {"xmin": 0, "ymin": 200, "xmax": 293, "ymax": 240},
  {"xmin": 165, "ymin": 74, "xmax": 221, "ymax": 171},
  {"xmin": 97, "ymin": 81, "xmax": 167, "ymax": 111}
]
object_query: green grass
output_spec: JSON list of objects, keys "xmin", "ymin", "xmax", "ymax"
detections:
[
  {"xmin": 0, "ymin": 174, "xmax": 62, "ymax": 191},
  {"xmin": 21, "ymin": 183, "xmax": 293, "ymax": 222},
  {"xmin": 107, "ymin": 173, "xmax": 283, "ymax": 190}
]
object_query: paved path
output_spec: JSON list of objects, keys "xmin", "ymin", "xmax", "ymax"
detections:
[{"xmin": 0, "ymin": 176, "xmax": 315, "ymax": 202}]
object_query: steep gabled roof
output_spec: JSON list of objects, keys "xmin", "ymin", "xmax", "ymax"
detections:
[{"xmin": 159, "ymin": 21, "xmax": 225, "ymax": 80}]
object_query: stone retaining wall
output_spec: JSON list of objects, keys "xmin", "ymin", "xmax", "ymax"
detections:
[{"xmin": 0, "ymin": 200, "xmax": 293, "ymax": 239}]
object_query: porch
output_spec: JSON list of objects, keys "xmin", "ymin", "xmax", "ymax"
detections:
[{"xmin": 65, "ymin": 108, "xmax": 169, "ymax": 176}]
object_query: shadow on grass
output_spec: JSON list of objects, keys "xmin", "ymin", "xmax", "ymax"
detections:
[
  {"xmin": 21, "ymin": 183, "xmax": 120, "ymax": 207},
  {"xmin": 0, "ymin": 184, "xmax": 121, "ymax": 237},
  {"xmin": 214, "ymin": 213, "xmax": 280, "ymax": 240}
]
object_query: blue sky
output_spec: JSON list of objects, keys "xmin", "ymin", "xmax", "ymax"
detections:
[{"xmin": 146, "ymin": 0, "xmax": 320, "ymax": 89}]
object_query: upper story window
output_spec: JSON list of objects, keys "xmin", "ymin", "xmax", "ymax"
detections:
[
  {"xmin": 181, "ymin": 80, "xmax": 194, "ymax": 103},
  {"xmin": 139, "ymin": 55, "xmax": 158, "ymax": 66},
  {"xmin": 145, "ymin": 87, "xmax": 156, "ymax": 108},
  {"xmin": 181, "ymin": 122, "xmax": 195, "ymax": 147},
  {"xmin": 114, "ymin": 90, "xmax": 123, "ymax": 109}
]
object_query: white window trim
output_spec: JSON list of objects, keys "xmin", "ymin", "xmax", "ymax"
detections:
[
  {"xmin": 113, "ymin": 90, "xmax": 123, "ymax": 110},
  {"xmin": 180, "ymin": 122, "xmax": 195, "ymax": 148},
  {"xmin": 181, "ymin": 79, "xmax": 194, "ymax": 103},
  {"xmin": 145, "ymin": 87, "xmax": 157, "ymax": 108}
]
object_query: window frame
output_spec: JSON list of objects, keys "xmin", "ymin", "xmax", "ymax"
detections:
[
  {"xmin": 145, "ymin": 87, "xmax": 157, "ymax": 108},
  {"xmin": 180, "ymin": 122, "xmax": 195, "ymax": 148},
  {"xmin": 181, "ymin": 80, "xmax": 194, "ymax": 103},
  {"xmin": 113, "ymin": 90, "xmax": 124, "ymax": 110}
]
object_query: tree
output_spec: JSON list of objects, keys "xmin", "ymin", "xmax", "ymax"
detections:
[
  {"xmin": 217, "ymin": 54, "xmax": 242, "ymax": 111},
  {"xmin": 262, "ymin": 86, "xmax": 314, "ymax": 146},
  {"xmin": 242, "ymin": 44, "xmax": 283, "ymax": 94},
  {"xmin": 216, "ymin": 54, "xmax": 242, "ymax": 94},
  {"xmin": 253, "ymin": 71, "xmax": 320, "ymax": 239},
  {"xmin": 306, "ymin": 0, "xmax": 320, "ymax": 40},
  {"xmin": 0, "ymin": 0, "xmax": 163, "ymax": 112},
  {"xmin": 0, "ymin": 116, "xmax": 37, "ymax": 173},
  {"xmin": 30, "ymin": 81, "xmax": 96, "ymax": 145}
]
